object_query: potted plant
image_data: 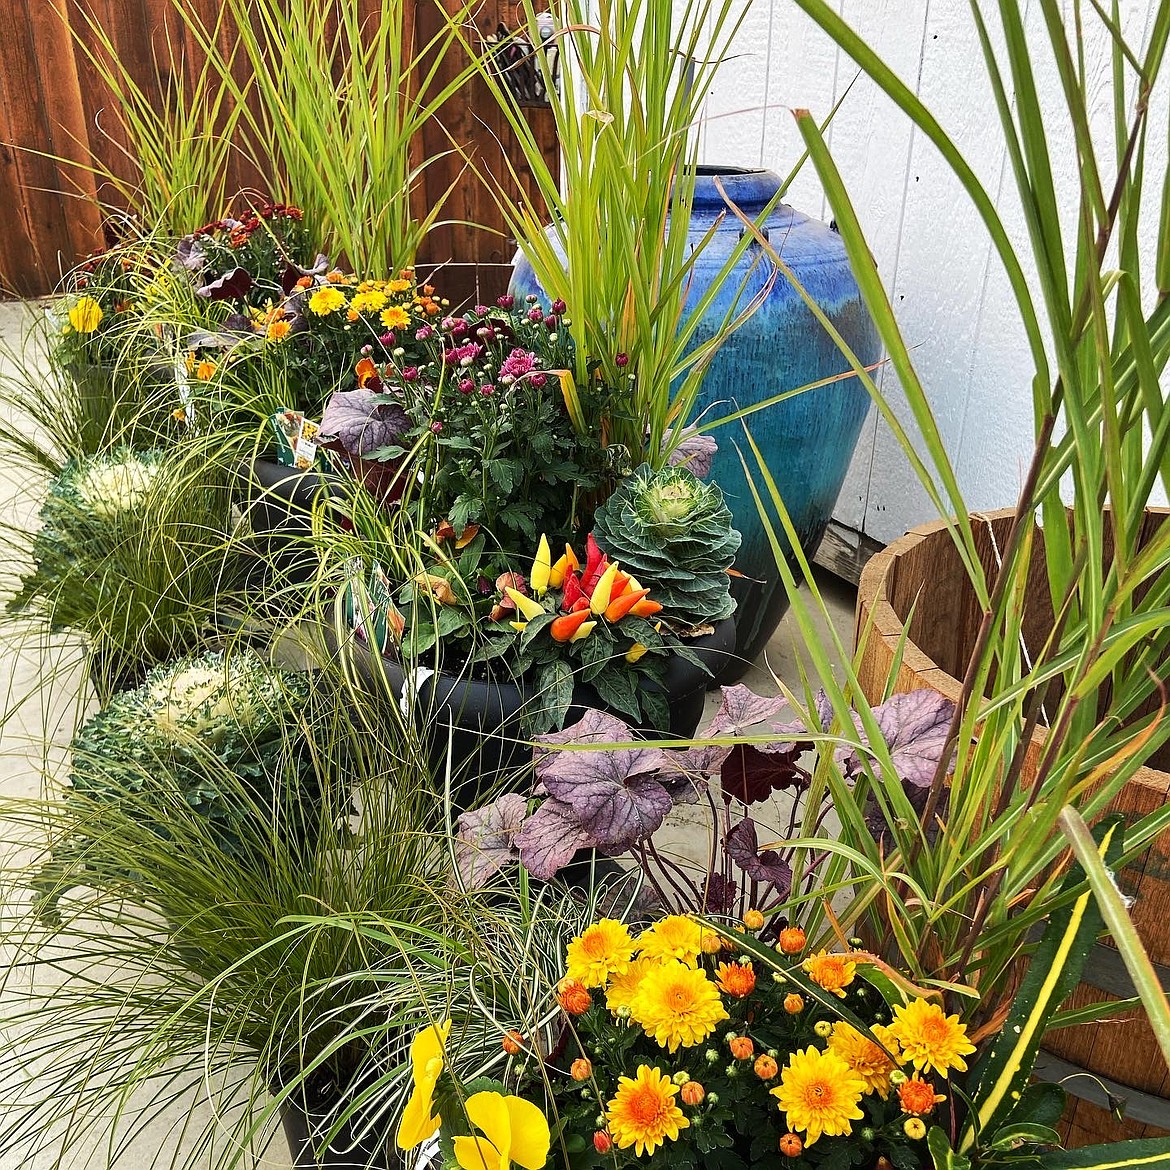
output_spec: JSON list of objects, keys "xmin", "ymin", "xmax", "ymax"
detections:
[
  {"xmin": 459, "ymin": 0, "xmax": 882, "ymax": 670},
  {"xmin": 398, "ymin": 817, "xmax": 1170, "ymax": 1169},
  {"xmin": 697, "ymin": 0, "xmax": 1170, "ymax": 1145},
  {"xmin": 0, "ymin": 630, "xmax": 484, "ymax": 1170},
  {"xmin": 3, "ymin": 443, "xmax": 243, "ymax": 700}
]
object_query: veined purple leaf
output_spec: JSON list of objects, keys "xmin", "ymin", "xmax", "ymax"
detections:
[
  {"xmin": 720, "ymin": 743, "xmax": 807, "ymax": 804},
  {"xmin": 724, "ymin": 817, "xmax": 793, "ymax": 896},
  {"xmin": 534, "ymin": 708, "xmax": 634, "ymax": 768},
  {"xmin": 664, "ymin": 428, "xmax": 718, "ymax": 478},
  {"xmin": 658, "ymin": 744, "xmax": 729, "ymax": 804},
  {"xmin": 514, "ymin": 798, "xmax": 596, "ymax": 880},
  {"xmin": 702, "ymin": 873, "xmax": 736, "ymax": 915},
  {"xmin": 538, "ymin": 743, "xmax": 673, "ymax": 848},
  {"xmin": 196, "ymin": 267, "xmax": 254, "ymax": 300},
  {"xmin": 847, "ymin": 690, "xmax": 955, "ymax": 788},
  {"xmin": 706, "ymin": 685, "xmax": 789, "ymax": 737},
  {"xmin": 176, "ymin": 236, "xmax": 205, "ymax": 272},
  {"xmin": 454, "ymin": 793, "xmax": 528, "ymax": 889},
  {"xmin": 318, "ymin": 390, "xmax": 410, "ymax": 459}
]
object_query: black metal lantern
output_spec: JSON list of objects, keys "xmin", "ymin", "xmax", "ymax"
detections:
[{"xmin": 482, "ymin": 13, "xmax": 560, "ymax": 107}]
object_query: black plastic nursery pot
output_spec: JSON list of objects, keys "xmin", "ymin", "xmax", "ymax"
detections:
[
  {"xmin": 241, "ymin": 456, "xmax": 347, "ymax": 591},
  {"xmin": 279, "ymin": 1082, "xmax": 399, "ymax": 1170},
  {"xmin": 350, "ymin": 618, "xmax": 738, "ymax": 790}
]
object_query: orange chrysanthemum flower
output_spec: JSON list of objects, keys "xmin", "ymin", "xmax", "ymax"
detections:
[
  {"xmin": 606, "ymin": 1066, "xmax": 689, "ymax": 1157},
  {"xmin": 557, "ymin": 979, "xmax": 592, "ymax": 1016},
  {"xmin": 899, "ymin": 1076, "xmax": 946, "ymax": 1116},
  {"xmin": 801, "ymin": 950, "xmax": 857, "ymax": 997},
  {"xmin": 716, "ymin": 961, "xmax": 757, "ymax": 998}
]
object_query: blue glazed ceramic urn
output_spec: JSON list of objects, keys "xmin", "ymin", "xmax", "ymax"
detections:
[{"xmin": 510, "ymin": 166, "xmax": 880, "ymax": 674}]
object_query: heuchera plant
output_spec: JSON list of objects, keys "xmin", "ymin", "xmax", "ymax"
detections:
[{"xmin": 455, "ymin": 685, "xmax": 956, "ymax": 924}]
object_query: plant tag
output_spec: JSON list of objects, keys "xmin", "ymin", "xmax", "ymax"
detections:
[{"xmin": 270, "ymin": 410, "xmax": 327, "ymax": 469}]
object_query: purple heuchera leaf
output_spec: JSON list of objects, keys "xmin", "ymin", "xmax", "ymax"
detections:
[
  {"xmin": 538, "ymin": 742, "xmax": 673, "ymax": 849},
  {"xmin": 724, "ymin": 817, "xmax": 793, "ymax": 896},
  {"xmin": 454, "ymin": 793, "xmax": 528, "ymax": 888},
  {"xmin": 514, "ymin": 798, "xmax": 596, "ymax": 880},
  {"xmin": 845, "ymin": 689, "xmax": 955, "ymax": 787},
  {"xmin": 702, "ymin": 873, "xmax": 737, "ymax": 915},
  {"xmin": 318, "ymin": 390, "xmax": 410, "ymax": 459},
  {"xmin": 720, "ymin": 744, "xmax": 807, "ymax": 804},
  {"xmin": 664, "ymin": 428, "xmax": 718, "ymax": 478},
  {"xmin": 196, "ymin": 267, "xmax": 254, "ymax": 300},
  {"xmin": 176, "ymin": 236, "xmax": 205, "ymax": 272},
  {"xmin": 707, "ymin": 685, "xmax": 789, "ymax": 737}
]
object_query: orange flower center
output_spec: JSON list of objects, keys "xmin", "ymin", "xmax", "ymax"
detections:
[{"xmin": 628, "ymin": 1086, "xmax": 667, "ymax": 1125}]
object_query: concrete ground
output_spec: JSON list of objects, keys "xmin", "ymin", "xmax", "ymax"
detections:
[{"xmin": 0, "ymin": 299, "xmax": 857, "ymax": 1169}]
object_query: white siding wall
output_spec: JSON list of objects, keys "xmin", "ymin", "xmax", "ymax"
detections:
[{"xmin": 695, "ymin": 0, "xmax": 1169, "ymax": 545}]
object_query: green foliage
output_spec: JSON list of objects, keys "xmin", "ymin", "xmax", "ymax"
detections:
[
  {"xmin": 592, "ymin": 463, "xmax": 740, "ymax": 628},
  {"xmin": 0, "ymin": 627, "xmax": 477, "ymax": 1170},
  {"xmin": 724, "ymin": 0, "xmax": 1170, "ymax": 1042},
  {"xmin": 178, "ymin": 0, "xmax": 478, "ymax": 274},
  {"xmin": 388, "ymin": 301, "xmax": 609, "ymax": 553},
  {"xmin": 453, "ymin": 0, "xmax": 770, "ymax": 468},
  {"xmin": 37, "ymin": 650, "xmax": 318, "ymax": 909},
  {"xmin": 50, "ymin": 3, "xmax": 243, "ymax": 236}
]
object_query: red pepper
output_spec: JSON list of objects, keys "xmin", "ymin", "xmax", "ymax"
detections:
[
  {"xmin": 550, "ymin": 609, "xmax": 594, "ymax": 642},
  {"xmin": 561, "ymin": 571, "xmax": 585, "ymax": 611},
  {"xmin": 581, "ymin": 533, "xmax": 608, "ymax": 592},
  {"xmin": 604, "ymin": 587, "xmax": 650, "ymax": 623}
]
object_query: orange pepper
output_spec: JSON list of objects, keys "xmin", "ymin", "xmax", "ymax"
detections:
[
  {"xmin": 604, "ymin": 588, "xmax": 651, "ymax": 623},
  {"xmin": 550, "ymin": 609, "xmax": 594, "ymax": 642},
  {"xmin": 630, "ymin": 598, "xmax": 663, "ymax": 618}
]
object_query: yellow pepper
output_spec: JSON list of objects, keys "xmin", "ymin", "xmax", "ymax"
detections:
[
  {"xmin": 530, "ymin": 534, "xmax": 552, "ymax": 597},
  {"xmin": 625, "ymin": 642, "xmax": 649, "ymax": 663},
  {"xmin": 505, "ymin": 587, "xmax": 545, "ymax": 621},
  {"xmin": 589, "ymin": 562, "xmax": 621, "ymax": 616},
  {"xmin": 547, "ymin": 547, "xmax": 576, "ymax": 590},
  {"xmin": 570, "ymin": 620, "xmax": 597, "ymax": 642}
]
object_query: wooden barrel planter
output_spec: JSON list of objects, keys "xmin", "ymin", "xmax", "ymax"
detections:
[{"xmin": 854, "ymin": 508, "xmax": 1170, "ymax": 1144}]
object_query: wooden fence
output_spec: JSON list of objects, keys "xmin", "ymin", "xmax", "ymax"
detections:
[{"xmin": 0, "ymin": 0, "xmax": 556, "ymax": 302}]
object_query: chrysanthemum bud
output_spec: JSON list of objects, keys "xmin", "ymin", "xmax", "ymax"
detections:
[
  {"xmin": 743, "ymin": 909, "xmax": 765, "ymax": 930},
  {"xmin": 680, "ymin": 1081, "xmax": 705, "ymax": 1106},
  {"xmin": 501, "ymin": 1030, "xmax": 523, "ymax": 1055},
  {"xmin": 593, "ymin": 1131, "xmax": 612, "ymax": 1154},
  {"xmin": 571, "ymin": 1058, "xmax": 592, "ymax": 1081},
  {"xmin": 814, "ymin": 1020, "xmax": 833, "ymax": 1038},
  {"xmin": 729, "ymin": 1035, "xmax": 754, "ymax": 1060}
]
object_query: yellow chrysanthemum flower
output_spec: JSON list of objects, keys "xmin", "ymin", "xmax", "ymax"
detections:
[
  {"xmin": 606, "ymin": 1065, "xmax": 689, "ymax": 1156},
  {"xmin": 827, "ymin": 1022, "xmax": 900, "ymax": 1099},
  {"xmin": 396, "ymin": 1019, "xmax": 451, "ymax": 1150},
  {"xmin": 888, "ymin": 998, "xmax": 976, "ymax": 1076},
  {"xmin": 628, "ymin": 961, "xmax": 728, "ymax": 1052},
  {"xmin": 389, "ymin": 277, "xmax": 413, "ymax": 293},
  {"xmin": 636, "ymin": 915, "xmax": 710, "ymax": 966},
  {"xmin": 266, "ymin": 319, "xmax": 291, "ymax": 342},
  {"xmin": 380, "ymin": 304, "xmax": 411, "ymax": 330},
  {"xmin": 68, "ymin": 296, "xmax": 104, "ymax": 333},
  {"xmin": 605, "ymin": 956, "xmax": 654, "ymax": 1014},
  {"xmin": 351, "ymin": 290, "xmax": 388, "ymax": 314},
  {"xmin": 771, "ymin": 1046, "xmax": 865, "ymax": 1146},
  {"xmin": 802, "ymin": 950, "xmax": 857, "ymax": 997},
  {"xmin": 308, "ymin": 285, "xmax": 346, "ymax": 316},
  {"xmin": 565, "ymin": 919, "xmax": 635, "ymax": 988}
]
